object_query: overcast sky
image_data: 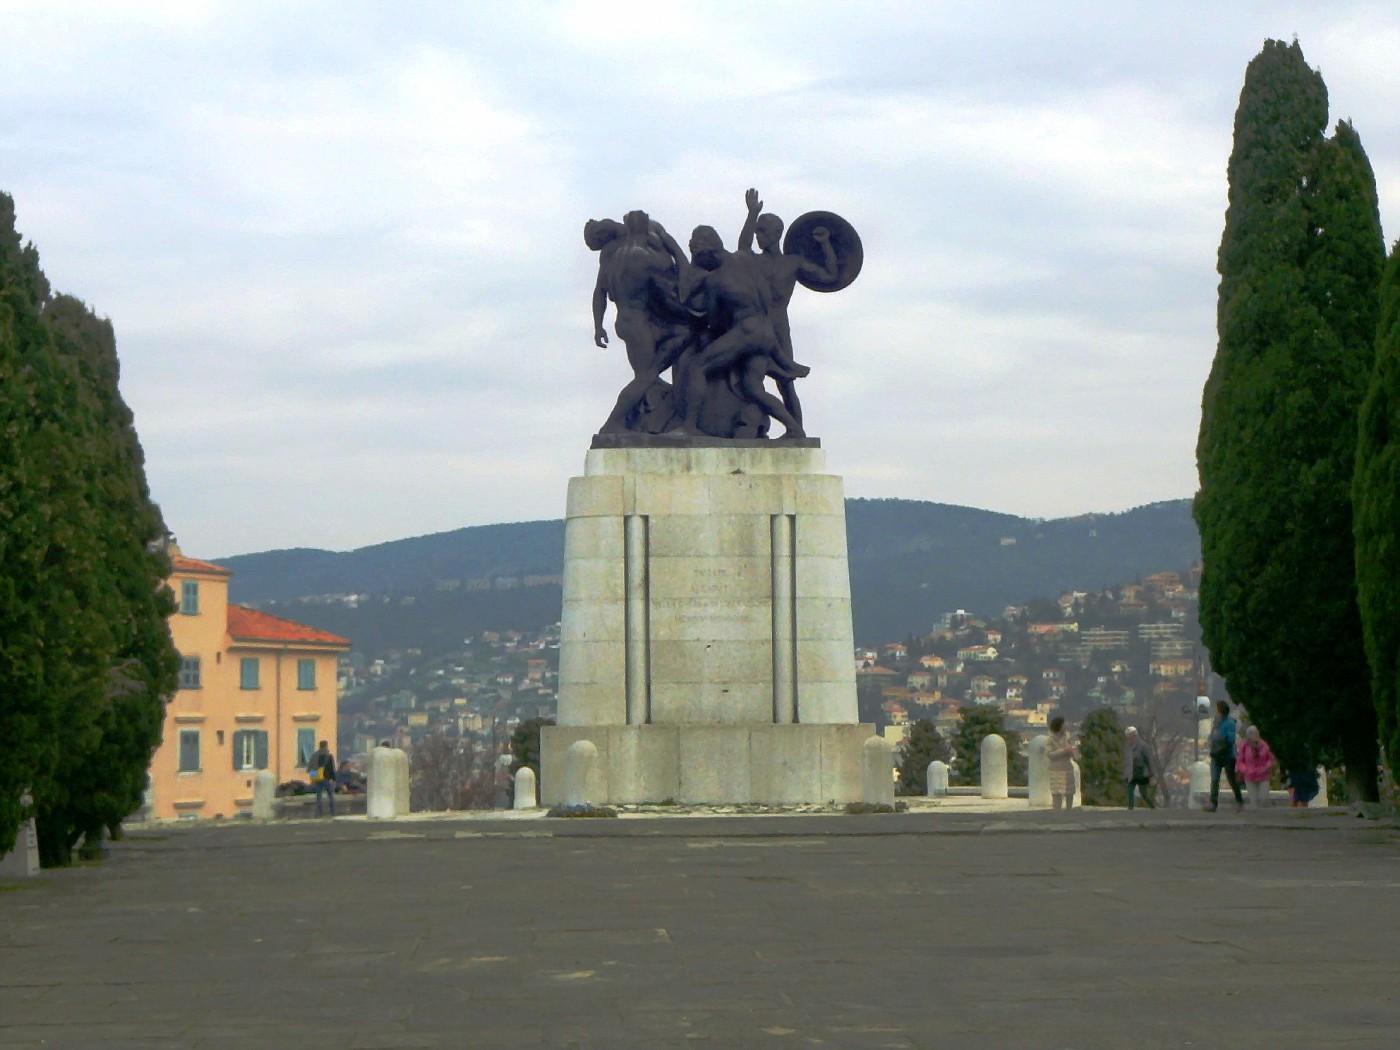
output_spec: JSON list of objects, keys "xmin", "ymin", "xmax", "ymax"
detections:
[{"xmin": 5, "ymin": 1, "xmax": 1399, "ymax": 558}]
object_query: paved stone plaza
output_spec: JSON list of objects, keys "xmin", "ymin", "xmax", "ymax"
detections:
[{"xmin": 2, "ymin": 807, "xmax": 1398, "ymax": 1049}]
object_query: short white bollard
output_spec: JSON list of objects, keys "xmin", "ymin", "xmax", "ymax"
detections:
[
  {"xmin": 139, "ymin": 776, "xmax": 156, "ymax": 822},
  {"xmin": 368, "ymin": 746, "xmax": 410, "ymax": 818},
  {"xmin": 1314, "ymin": 766, "xmax": 1329, "ymax": 807},
  {"xmin": 0, "ymin": 798, "xmax": 39, "ymax": 879},
  {"xmin": 980, "ymin": 734, "xmax": 1008, "ymax": 800},
  {"xmin": 562, "ymin": 740, "xmax": 598, "ymax": 806},
  {"xmin": 513, "ymin": 767, "xmax": 538, "ymax": 810},
  {"xmin": 1188, "ymin": 759, "xmax": 1211, "ymax": 809},
  {"xmin": 1027, "ymin": 735, "xmax": 1051, "ymax": 808},
  {"xmin": 252, "ymin": 770, "xmax": 278, "ymax": 821},
  {"xmin": 861, "ymin": 736, "xmax": 895, "ymax": 805},
  {"xmin": 1071, "ymin": 759, "xmax": 1081, "ymax": 807},
  {"xmin": 926, "ymin": 760, "xmax": 949, "ymax": 798}
]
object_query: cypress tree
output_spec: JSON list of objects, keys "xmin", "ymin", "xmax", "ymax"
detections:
[
  {"xmin": 1076, "ymin": 708, "xmax": 1126, "ymax": 807},
  {"xmin": 1196, "ymin": 40, "xmax": 1384, "ymax": 801},
  {"xmin": 0, "ymin": 193, "xmax": 112, "ymax": 860},
  {"xmin": 41, "ymin": 296, "xmax": 178, "ymax": 856},
  {"xmin": 0, "ymin": 194, "xmax": 176, "ymax": 863},
  {"xmin": 1354, "ymin": 241, "xmax": 1400, "ymax": 773}
]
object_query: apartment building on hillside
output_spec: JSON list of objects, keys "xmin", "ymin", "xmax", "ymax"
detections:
[{"xmin": 147, "ymin": 549, "xmax": 350, "ymax": 820}]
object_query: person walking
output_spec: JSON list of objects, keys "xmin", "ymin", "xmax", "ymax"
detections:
[
  {"xmin": 1235, "ymin": 725, "xmax": 1276, "ymax": 809},
  {"xmin": 1123, "ymin": 726, "xmax": 1156, "ymax": 810},
  {"xmin": 309, "ymin": 739, "xmax": 337, "ymax": 817},
  {"xmin": 1045, "ymin": 716, "xmax": 1077, "ymax": 810},
  {"xmin": 1206, "ymin": 701, "xmax": 1244, "ymax": 812}
]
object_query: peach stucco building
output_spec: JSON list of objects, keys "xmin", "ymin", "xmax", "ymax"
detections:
[{"xmin": 147, "ymin": 550, "xmax": 350, "ymax": 821}]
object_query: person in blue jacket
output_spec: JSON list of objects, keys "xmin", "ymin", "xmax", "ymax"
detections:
[{"xmin": 1206, "ymin": 701, "xmax": 1244, "ymax": 812}]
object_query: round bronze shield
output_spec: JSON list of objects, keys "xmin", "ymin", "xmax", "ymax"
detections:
[{"xmin": 782, "ymin": 210, "xmax": 863, "ymax": 292}]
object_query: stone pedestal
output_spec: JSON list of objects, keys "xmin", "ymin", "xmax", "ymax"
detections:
[
  {"xmin": 1027, "ymin": 735, "xmax": 1051, "ymax": 808},
  {"xmin": 252, "ymin": 770, "xmax": 278, "ymax": 821},
  {"xmin": 926, "ymin": 760, "xmax": 949, "ymax": 798},
  {"xmin": 367, "ymin": 747, "xmax": 410, "ymax": 818},
  {"xmin": 980, "ymin": 734, "xmax": 1008, "ymax": 800},
  {"xmin": 1188, "ymin": 759, "xmax": 1210, "ymax": 809},
  {"xmin": 0, "ymin": 816, "xmax": 39, "ymax": 879},
  {"xmin": 542, "ymin": 444, "xmax": 871, "ymax": 805},
  {"xmin": 513, "ymin": 767, "xmax": 538, "ymax": 810}
]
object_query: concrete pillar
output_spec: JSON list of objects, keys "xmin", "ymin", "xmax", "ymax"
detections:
[
  {"xmin": 368, "ymin": 746, "xmax": 410, "ymax": 818},
  {"xmin": 563, "ymin": 740, "xmax": 598, "ymax": 806},
  {"xmin": 926, "ymin": 760, "xmax": 949, "ymax": 798},
  {"xmin": 252, "ymin": 770, "xmax": 278, "ymax": 821},
  {"xmin": 1027, "ymin": 735, "xmax": 1051, "ymax": 808},
  {"xmin": 861, "ymin": 735, "xmax": 894, "ymax": 805},
  {"xmin": 1188, "ymin": 759, "xmax": 1210, "ymax": 809},
  {"xmin": 513, "ymin": 767, "xmax": 538, "ymax": 810},
  {"xmin": 980, "ymin": 734, "xmax": 1008, "ymax": 800},
  {"xmin": 1314, "ymin": 767, "xmax": 1329, "ymax": 807},
  {"xmin": 140, "ymin": 776, "xmax": 156, "ymax": 823},
  {"xmin": 1071, "ymin": 759, "xmax": 1081, "ymax": 807}
]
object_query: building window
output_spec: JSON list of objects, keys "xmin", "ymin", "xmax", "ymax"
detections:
[
  {"xmin": 178, "ymin": 656, "xmax": 201, "ymax": 690},
  {"xmin": 181, "ymin": 580, "xmax": 199, "ymax": 615},
  {"xmin": 240, "ymin": 657, "xmax": 260, "ymax": 690},
  {"xmin": 297, "ymin": 659, "xmax": 316, "ymax": 690},
  {"xmin": 296, "ymin": 728, "xmax": 316, "ymax": 767},
  {"xmin": 178, "ymin": 729, "xmax": 200, "ymax": 773},
  {"xmin": 231, "ymin": 729, "xmax": 269, "ymax": 772}
]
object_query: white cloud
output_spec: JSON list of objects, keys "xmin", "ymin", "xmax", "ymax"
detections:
[{"xmin": 2, "ymin": 1, "xmax": 1397, "ymax": 553}]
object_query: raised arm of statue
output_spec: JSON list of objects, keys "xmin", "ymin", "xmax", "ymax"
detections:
[
  {"xmin": 737, "ymin": 188, "xmax": 762, "ymax": 253},
  {"xmin": 796, "ymin": 226, "xmax": 838, "ymax": 285}
]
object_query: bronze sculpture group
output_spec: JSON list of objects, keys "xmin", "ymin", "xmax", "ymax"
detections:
[{"xmin": 586, "ymin": 189, "xmax": 861, "ymax": 440}]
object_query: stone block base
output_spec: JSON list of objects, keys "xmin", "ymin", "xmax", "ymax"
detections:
[{"xmin": 540, "ymin": 723, "xmax": 873, "ymax": 805}]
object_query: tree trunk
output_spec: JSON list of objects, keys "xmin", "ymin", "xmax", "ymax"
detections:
[
  {"xmin": 1340, "ymin": 722, "xmax": 1380, "ymax": 803},
  {"xmin": 35, "ymin": 809, "xmax": 73, "ymax": 869}
]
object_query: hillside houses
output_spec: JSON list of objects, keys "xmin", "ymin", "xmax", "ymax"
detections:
[
  {"xmin": 337, "ymin": 624, "xmax": 561, "ymax": 756},
  {"xmin": 857, "ymin": 567, "xmax": 1205, "ymax": 739}
]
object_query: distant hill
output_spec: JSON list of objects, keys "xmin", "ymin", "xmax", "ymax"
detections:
[
  {"xmin": 217, "ymin": 518, "xmax": 565, "ymax": 602},
  {"xmin": 221, "ymin": 498, "xmax": 1200, "ymax": 650}
]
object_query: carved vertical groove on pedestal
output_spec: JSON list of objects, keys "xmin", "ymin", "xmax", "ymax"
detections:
[
  {"xmin": 771, "ymin": 513, "xmax": 798, "ymax": 724},
  {"xmin": 624, "ymin": 514, "xmax": 651, "ymax": 724}
]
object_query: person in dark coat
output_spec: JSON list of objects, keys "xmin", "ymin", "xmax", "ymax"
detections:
[
  {"xmin": 1123, "ymin": 726, "xmax": 1156, "ymax": 810},
  {"xmin": 309, "ymin": 740, "xmax": 337, "ymax": 817}
]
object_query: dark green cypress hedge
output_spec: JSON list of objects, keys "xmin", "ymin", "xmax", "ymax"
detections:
[{"xmin": 1195, "ymin": 41, "xmax": 1383, "ymax": 801}]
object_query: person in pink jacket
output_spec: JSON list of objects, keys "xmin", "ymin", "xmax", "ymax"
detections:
[{"xmin": 1235, "ymin": 725, "xmax": 1275, "ymax": 809}]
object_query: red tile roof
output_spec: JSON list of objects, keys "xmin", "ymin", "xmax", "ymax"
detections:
[
  {"xmin": 170, "ymin": 554, "xmax": 231, "ymax": 576},
  {"xmin": 227, "ymin": 604, "xmax": 349, "ymax": 647}
]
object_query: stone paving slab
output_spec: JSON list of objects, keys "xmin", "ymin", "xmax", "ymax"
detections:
[{"xmin": 2, "ymin": 807, "xmax": 1397, "ymax": 1048}]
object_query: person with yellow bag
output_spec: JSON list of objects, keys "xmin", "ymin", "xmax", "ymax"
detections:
[{"xmin": 308, "ymin": 740, "xmax": 337, "ymax": 817}]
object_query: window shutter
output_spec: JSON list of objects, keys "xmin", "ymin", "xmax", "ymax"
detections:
[
  {"xmin": 231, "ymin": 730, "xmax": 245, "ymax": 771},
  {"xmin": 254, "ymin": 731, "xmax": 269, "ymax": 770}
]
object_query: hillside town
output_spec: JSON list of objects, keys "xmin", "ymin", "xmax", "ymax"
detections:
[
  {"xmin": 323, "ymin": 565, "xmax": 1208, "ymax": 784},
  {"xmin": 336, "ymin": 624, "xmax": 561, "ymax": 760}
]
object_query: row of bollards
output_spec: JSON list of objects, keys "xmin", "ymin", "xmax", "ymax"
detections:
[{"xmin": 248, "ymin": 736, "xmax": 1329, "ymax": 819}]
